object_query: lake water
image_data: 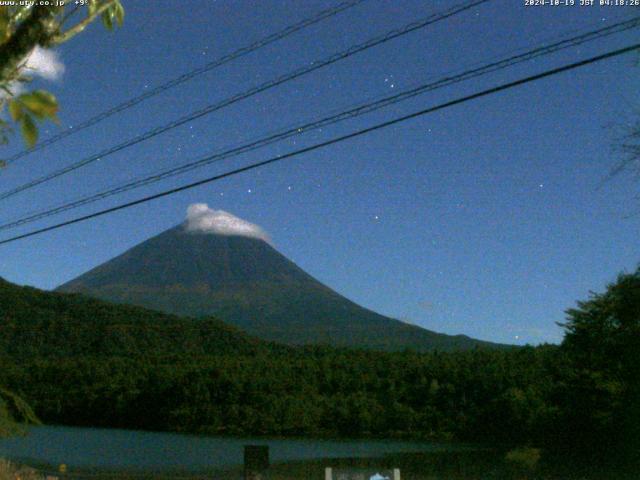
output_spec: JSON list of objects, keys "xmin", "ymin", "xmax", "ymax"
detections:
[
  {"xmin": 0, "ymin": 425, "xmax": 471, "ymax": 475},
  {"xmin": 0, "ymin": 426, "xmax": 631, "ymax": 479}
]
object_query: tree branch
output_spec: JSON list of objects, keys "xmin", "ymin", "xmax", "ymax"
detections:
[{"xmin": 48, "ymin": 0, "xmax": 116, "ymax": 46}]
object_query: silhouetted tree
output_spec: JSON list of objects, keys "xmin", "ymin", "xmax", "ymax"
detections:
[{"xmin": 560, "ymin": 267, "xmax": 640, "ymax": 460}]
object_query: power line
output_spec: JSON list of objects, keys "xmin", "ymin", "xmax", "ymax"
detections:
[
  {"xmin": 1, "ymin": 41, "xmax": 637, "ymax": 247},
  {"xmin": 1, "ymin": 15, "xmax": 638, "ymax": 232},
  {"xmin": 0, "ymin": 0, "xmax": 490, "ymax": 202},
  {"xmin": 3, "ymin": 0, "xmax": 368, "ymax": 165}
]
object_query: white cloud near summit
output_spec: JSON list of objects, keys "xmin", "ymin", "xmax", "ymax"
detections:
[{"xmin": 184, "ymin": 203, "xmax": 271, "ymax": 243}]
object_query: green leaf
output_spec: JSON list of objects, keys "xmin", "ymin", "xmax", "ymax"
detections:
[
  {"xmin": 20, "ymin": 114, "xmax": 37, "ymax": 148},
  {"xmin": 18, "ymin": 90, "xmax": 58, "ymax": 119},
  {"xmin": 114, "ymin": 2, "xmax": 124, "ymax": 26},
  {"xmin": 30, "ymin": 90, "xmax": 57, "ymax": 108},
  {"xmin": 101, "ymin": 2, "xmax": 124, "ymax": 31},
  {"xmin": 8, "ymin": 99, "xmax": 22, "ymax": 122},
  {"xmin": 101, "ymin": 9, "xmax": 113, "ymax": 31},
  {"xmin": 88, "ymin": 1, "xmax": 98, "ymax": 16}
]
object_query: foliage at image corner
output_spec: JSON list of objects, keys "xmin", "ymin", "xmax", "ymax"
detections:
[
  {"xmin": 0, "ymin": 386, "xmax": 40, "ymax": 437},
  {"xmin": 0, "ymin": 0, "xmax": 124, "ymax": 154},
  {"xmin": 556, "ymin": 265, "xmax": 640, "ymax": 458}
]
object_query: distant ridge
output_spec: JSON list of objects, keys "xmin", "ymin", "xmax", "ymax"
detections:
[
  {"xmin": 57, "ymin": 207, "xmax": 507, "ymax": 352},
  {"xmin": 0, "ymin": 276, "xmax": 270, "ymax": 358}
]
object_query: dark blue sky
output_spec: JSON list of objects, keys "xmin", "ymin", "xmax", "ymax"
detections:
[{"xmin": 1, "ymin": 0, "xmax": 639, "ymax": 344}]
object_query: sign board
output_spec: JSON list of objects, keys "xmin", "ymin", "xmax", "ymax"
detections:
[
  {"xmin": 244, "ymin": 445, "xmax": 269, "ymax": 470},
  {"xmin": 325, "ymin": 467, "xmax": 400, "ymax": 480},
  {"xmin": 244, "ymin": 445, "xmax": 269, "ymax": 480}
]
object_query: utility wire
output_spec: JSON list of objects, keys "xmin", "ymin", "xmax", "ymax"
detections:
[
  {"xmin": 0, "ymin": 0, "xmax": 490, "ymax": 202},
  {"xmin": 1, "ymin": 15, "xmax": 638, "ymax": 232},
  {"xmin": 3, "ymin": 0, "xmax": 368, "ymax": 165},
  {"xmin": 0, "ymin": 42, "xmax": 638, "ymax": 247}
]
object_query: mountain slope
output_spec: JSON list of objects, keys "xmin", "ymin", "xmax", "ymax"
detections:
[
  {"xmin": 57, "ymin": 215, "xmax": 505, "ymax": 352},
  {"xmin": 0, "ymin": 277, "xmax": 270, "ymax": 358}
]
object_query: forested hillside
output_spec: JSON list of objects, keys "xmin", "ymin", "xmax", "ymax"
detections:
[
  {"xmin": 4, "ymin": 345, "xmax": 564, "ymax": 442},
  {"xmin": 1, "ymin": 271, "xmax": 638, "ymax": 465},
  {"xmin": 0, "ymin": 277, "xmax": 272, "ymax": 358}
]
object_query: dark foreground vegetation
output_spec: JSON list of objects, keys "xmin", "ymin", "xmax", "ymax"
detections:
[{"xmin": 0, "ymin": 268, "xmax": 638, "ymax": 467}]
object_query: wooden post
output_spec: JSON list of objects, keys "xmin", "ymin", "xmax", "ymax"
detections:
[
  {"xmin": 393, "ymin": 468, "xmax": 401, "ymax": 480},
  {"xmin": 324, "ymin": 467, "xmax": 332, "ymax": 480},
  {"xmin": 244, "ymin": 445, "xmax": 269, "ymax": 480}
]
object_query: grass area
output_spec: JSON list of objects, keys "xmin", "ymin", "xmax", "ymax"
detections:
[{"xmin": 0, "ymin": 459, "xmax": 42, "ymax": 480}]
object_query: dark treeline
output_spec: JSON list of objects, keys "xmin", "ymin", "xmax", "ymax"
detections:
[
  {"xmin": 0, "ymin": 269, "xmax": 638, "ymax": 464},
  {"xmin": 2, "ymin": 346, "xmax": 563, "ymax": 442}
]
